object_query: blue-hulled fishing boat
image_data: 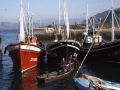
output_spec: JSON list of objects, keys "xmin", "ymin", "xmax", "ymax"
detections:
[{"xmin": 74, "ymin": 74, "xmax": 120, "ymax": 90}]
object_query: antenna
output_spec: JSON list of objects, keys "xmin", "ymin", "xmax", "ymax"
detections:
[{"xmin": 39, "ymin": 15, "xmax": 41, "ymax": 28}]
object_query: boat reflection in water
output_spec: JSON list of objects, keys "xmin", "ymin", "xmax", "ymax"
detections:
[
  {"xmin": 9, "ymin": 66, "xmax": 75, "ymax": 90},
  {"xmin": 9, "ymin": 67, "xmax": 39, "ymax": 90}
]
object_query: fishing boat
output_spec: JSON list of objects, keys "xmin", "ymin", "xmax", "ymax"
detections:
[
  {"xmin": 46, "ymin": 0, "xmax": 81, "ymax": 69},
  {"xmin": 36, "ymin": 66, "xmax": 74, "ymax": 84},
  {"xmin": 74, "ymin": 74, "xmax": 120, "ymax": 90},
  {"xmin": 77, "ymin": 2, "xmax": 120, "ymax": 64},
  {"xmin": 4, "ymin": 0, "xmax": 46, "ymax": 73}
]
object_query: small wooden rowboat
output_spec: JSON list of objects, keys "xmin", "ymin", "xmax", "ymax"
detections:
[
  {"xmin": 74, "ymin": 74, "xmax": 120, "ymax": 90},
  {"xmin": 36, "ymin": 68, "xmax": 74, "ymax": 84}
]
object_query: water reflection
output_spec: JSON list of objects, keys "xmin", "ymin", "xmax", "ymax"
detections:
[
  {"xmin": 0, "ymin": 29, "xmax": 120, "ymax": 90},
  {"xmin": 8, "ymin": 66, "xmax": 76, "ymax": 90},
  {"xmin": 79, "ymin": 62, "xmax": 120, "ymax": 84},
  {"xmin": 0, "ymin": 59, "xmax": 2, "ymax": 69},
  {"xmin": 1, "ymin": 57, "xmax": 120, "ymax": 90},
  {"xmin": 86, "ymin": 63, "xmax": 120, "ymax": 83},
  {"xmin": 9, "ymin": 67, "xmax": 39, "ymax": 90}
]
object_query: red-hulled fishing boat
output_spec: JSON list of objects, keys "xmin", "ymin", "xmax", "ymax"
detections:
[{"xmin": 4, "ymin": 0, "xmax": 46, "ymax": 73}]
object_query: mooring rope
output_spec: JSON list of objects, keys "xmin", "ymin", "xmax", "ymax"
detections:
[
  {"xmin": 74, "ymin": 38, "xmax": 95, "ymax": 77},
  {"xmin": 84, "ymin": 74, "xmax": 107, "ymax": 89}
]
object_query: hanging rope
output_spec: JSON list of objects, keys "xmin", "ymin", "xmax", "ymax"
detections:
[{"xmin": 74, "ymin": 38, "xmax": 95, "ymax": 77}]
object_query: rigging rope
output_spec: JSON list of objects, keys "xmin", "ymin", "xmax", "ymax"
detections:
[{"xmin": 99, "ymin": 0, "xmax": 116, "ymax": 30}]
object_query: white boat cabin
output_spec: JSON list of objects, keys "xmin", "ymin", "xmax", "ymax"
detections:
[{"xmin": 82, "ymin": 29, "xmax": 102, "ymax": 47}]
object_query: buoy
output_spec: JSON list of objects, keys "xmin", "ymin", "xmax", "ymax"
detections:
[
  {"xmin": 95, "ymin": 87, "xmax": 99, "ymax": 90},
  {"xmin": 81, "ymin": 74, "xmax": 85, "ymax": 78}
]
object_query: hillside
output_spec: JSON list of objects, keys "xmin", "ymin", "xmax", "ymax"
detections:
[
  {"xmin": 82, "ymin": 7, "xmax": 120, "ymax": 24},
  {"xmin": 0, "ymin": 18, "xmax": 83, "ymax": 29},
  {"xmin": 0, "ymin": 22, "xmax": 18, "ymax": 29}
]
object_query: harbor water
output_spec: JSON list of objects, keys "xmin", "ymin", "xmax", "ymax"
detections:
[{"xmin": 0, "ymin": 29, "xmax": 120, "ymax": 90}]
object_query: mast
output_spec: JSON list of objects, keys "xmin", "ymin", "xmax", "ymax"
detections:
[
  {"xmin": 86, "ymin": 4, "xmax": 88, "ymax": 35},
  {"xmin": 19, "ymin": 0, "xmax": 25, "ymax": 42},
  {"xmin": 111, "ymin": 0, "xmax": 115, "ymax": 42},
  {"xmin": 93, "ymin": 16, "xmax": 95, "ymax": 36},
  {"xmin": 28, "ymin": 2, "xmax": 30, "ymax": 36},
  {"xmin": 58, "ymin": 0, "xmax": 61, "ymax": 34},
  {"xmin": 39, "ymin": 15, "xmax": 41, "ymax": 28},
  {"xmin": 31, "ymin": 14, "xmax": 33, "ymax": 38},
  {"xmin": 63, "ymin": 0, "xmax": 70, "ymax": 63},
  {"xmin": 63, "ymin": 0, "xmax": 66, "ymax": 39},
  {"xmin": 63, "ymin": 0, "xmax": 69, "ymax": 40}
]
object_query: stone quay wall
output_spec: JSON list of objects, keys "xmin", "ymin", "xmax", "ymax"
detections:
[{"xmin": 33, "ymin": 28, "xmax": 120, "ymax": 41}]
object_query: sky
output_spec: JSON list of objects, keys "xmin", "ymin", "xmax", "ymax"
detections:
[{"xmin": 0, "ymin": 0, "xmax": 120, "ymax": 22}]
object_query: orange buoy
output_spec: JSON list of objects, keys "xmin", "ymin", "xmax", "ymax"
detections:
[
  {"xmin": 95, "ymin": 87, "xmax": 99, "ymax": 90},
  {"xmin": 81, "ymin": 74, "xmax": 85, "ymax": 78}
]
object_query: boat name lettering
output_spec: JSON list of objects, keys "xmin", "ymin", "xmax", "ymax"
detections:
[
  {"xmin": 30, "ymin": 58, "xmax": 37, "ymax": 61},
  {"xmin": 107, "ymin": 50, "xmax": 120, "ymax": 57}
]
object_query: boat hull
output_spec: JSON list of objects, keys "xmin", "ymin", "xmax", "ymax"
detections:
[
  {"xmin": 77, "ymin": 40, "xmax": 120, "ymax": 64},
  {"xmin": 7, "ymin": 43, "xmax": 45, "ymax": 73},
  {"xmin": 47, "ymin": 40, "xmax": 81, "ymax": 68}
]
